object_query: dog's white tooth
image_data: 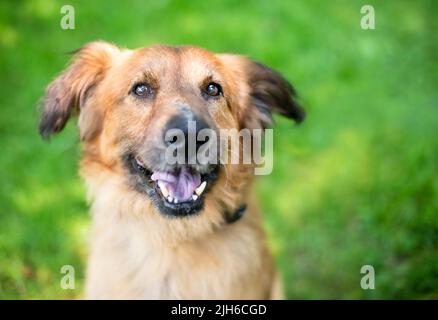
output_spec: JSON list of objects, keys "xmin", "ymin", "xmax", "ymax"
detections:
[
  {"xmin": 192, "ymin": 194, "xmax": 198, "ymax": 201},
  {"xmin": 167, "ymin": 196, "xmax": 173, "ymax": 203},
  {"xmin": 174, "ymin": 198, "xmax": 178, "ymax": 204},
  {"xmin": 158, "ymin": 181, "xmax": 169, "ymax": 198},
  {"xmin": 195, "ymin": 181, "xmax": 207, "ymax": 196}
]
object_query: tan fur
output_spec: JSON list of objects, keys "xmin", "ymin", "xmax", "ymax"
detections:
[
  {"xmin": 83, "ymin": 169, "xmax": 277, "ymax": 299},
  {"xmin": 40, "ymin": 41, "xmax": 304, "ymax": 299}
]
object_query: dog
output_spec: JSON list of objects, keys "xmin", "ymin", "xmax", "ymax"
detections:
[{"xmin": 39, "ymin": 41, "xmax": 304, "ymax": 299}]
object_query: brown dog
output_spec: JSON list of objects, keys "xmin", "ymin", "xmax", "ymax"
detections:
[{"xmin": 39, "ymin": 41, "xmax": 304, "ymax": 299}]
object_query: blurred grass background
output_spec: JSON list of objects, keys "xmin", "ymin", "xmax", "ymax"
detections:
[{"xmin": 0, "ymin": 0, "xmax": 437, "ymax": 299}]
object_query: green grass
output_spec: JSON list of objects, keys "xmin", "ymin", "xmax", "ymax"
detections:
[{"xmin": 0, "ymin": 0, "xmax": 436, "ymax": 299}]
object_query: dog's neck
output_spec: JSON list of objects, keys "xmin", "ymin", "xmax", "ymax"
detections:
[{"xmin": 224, "ymin": 204, "xmax": 247, "ymax": 224}]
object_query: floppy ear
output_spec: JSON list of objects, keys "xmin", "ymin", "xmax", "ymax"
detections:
[
  {"xmin": 219, "ymin": 54, "xmax": 305, "ymax": 129},
  {"xmin": 39, "ymin": 41, "xmax": 118, "ymax": 140}
]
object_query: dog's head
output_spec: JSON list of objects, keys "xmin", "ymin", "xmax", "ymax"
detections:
[{"xmin": 40, "ymin": 41, "xmax": 304, "ymax": 219}]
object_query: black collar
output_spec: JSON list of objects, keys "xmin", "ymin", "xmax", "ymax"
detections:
[{"xmin": 225, "ymin": 204, "xmax": 247, "ymax": 224}]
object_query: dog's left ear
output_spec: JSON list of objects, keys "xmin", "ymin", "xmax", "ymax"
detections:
[
  {"xmin": 219, "ymin": 54, "xmax": 305, "ymax": 129},
  {"xmin": 39, "ymin": 41, "xmax": 119, "ymax": 140}
]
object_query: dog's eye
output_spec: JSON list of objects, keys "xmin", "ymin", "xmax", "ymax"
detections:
[
  {"xmin": 205, "ymin": 83, "xmax": 222, "ymax": 97},
  {"xmin": 132, "ymin": 83, "xmax": 153, "ymax": 97}
]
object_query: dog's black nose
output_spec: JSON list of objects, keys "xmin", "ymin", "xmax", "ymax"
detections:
[{"xmin": 164, "ymin": 114, "xmax": 210, "ymax": 152}]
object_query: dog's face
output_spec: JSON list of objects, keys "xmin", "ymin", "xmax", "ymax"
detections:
[{"xmin": 40, "ymin": 42, "xmax": 304, "ymax": 218}]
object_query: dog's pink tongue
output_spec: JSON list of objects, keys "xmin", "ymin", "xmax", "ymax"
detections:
[{"xmin": 151, "ymin": 167, "xmax": 201, "ymax": 201}]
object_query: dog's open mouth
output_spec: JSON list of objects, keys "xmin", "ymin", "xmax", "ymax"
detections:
[
  {"xmin": 151, "ymin": 168, "xmax": 205, "ymax": 203},
  {"xmin": 127, "ymin": 154, "xmax": 218, "ymax": 217}
]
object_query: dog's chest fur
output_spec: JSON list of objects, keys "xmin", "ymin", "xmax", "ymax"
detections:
[{"xmin": 83, "ymin": 176, "xmax": 276, "ymax": 299}]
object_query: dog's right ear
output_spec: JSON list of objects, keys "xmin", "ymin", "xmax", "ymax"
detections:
[
  {"xmin": 39, "ymin": 41, "xmax": 118, "ymax": 139},
  {"xmin": 218, "ymin": 54, "xmax": 305, "ymax": 130}
]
